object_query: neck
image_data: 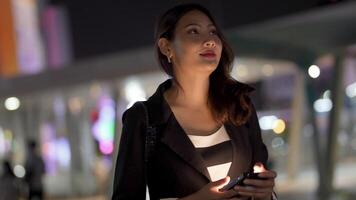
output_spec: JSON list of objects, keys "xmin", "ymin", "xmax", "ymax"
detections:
[{"xmin": 170, "ymin": 74, "xmax": 210, "ymax": 108}]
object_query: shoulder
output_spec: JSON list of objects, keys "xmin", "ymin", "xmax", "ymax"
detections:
[
  {"xmin": 228, "ymin": 79, "xmax": 255, "ymax": 94},
  {"xmin": 122, "ymin": 101, "xmax": 146, "ymax": 123}
]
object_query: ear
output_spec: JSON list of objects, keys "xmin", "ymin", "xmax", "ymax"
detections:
[{"xmin": 158, "ymin": 38, "xmax": 171, "ymax": 57}]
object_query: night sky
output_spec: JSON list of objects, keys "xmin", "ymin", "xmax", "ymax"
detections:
[{"xmin": 49, "ymin": 0, "xmax": 345, "ymax": 59}]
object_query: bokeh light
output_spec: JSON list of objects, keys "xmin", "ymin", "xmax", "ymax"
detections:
[
  {"xmin": 308, "ymin": 65, "xmax": 320, "ymax": 78},
  {"xmin": 273, "ymin": 119, "xmax": 286, "ymax": 134},
  {"xmin": 346, "ymin": 82, "xmax": 356, "ymax": 98},
  {"xmin": 314, "ymin": 98, "xmax": 333, "ymax": 112},
  {"xmin": 4, "ymin": 97, "xmax": 21, "ymax": 111},
  {"xmin": 13, "ymin": 165, "xmax": 26, "ymax": 178}
]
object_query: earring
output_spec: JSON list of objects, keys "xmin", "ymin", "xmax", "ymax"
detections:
[{"xmin": 167, "ymin": 55, "xmax": 172, "ymax": 63}]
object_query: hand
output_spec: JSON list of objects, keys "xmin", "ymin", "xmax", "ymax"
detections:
[
  {"xmin": 234, "ymin": 170, "xmax": 277, "ymax": 200},
  {"xmin": 183, "ymin": 176, "xmax": 240, "ymax": 200}
]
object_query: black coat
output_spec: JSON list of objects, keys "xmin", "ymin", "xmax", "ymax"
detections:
[{"xmin": 112, "ymin": 79, "xmax": 268, "ymax": 200}]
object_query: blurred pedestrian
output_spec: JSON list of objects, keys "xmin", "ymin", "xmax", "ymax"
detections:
[
  {"xmin": 24, "ymin": 140, "xmax": 45, "ymax": 200},
  {"xmin": 0, "ymin": 160, "xmax": 21, "ymax": 200}
]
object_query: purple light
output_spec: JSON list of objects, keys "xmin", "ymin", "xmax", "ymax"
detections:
[
  {"xmin": 91, "ymin": 96, "xmax": 115, "ymax": 145},
  {"xmin": 40, "ymin": 123, "xmax": 57, "ymax": 174},
  {"xmin": 55, "ymin": 138, "xmax": 71, "ymax": 168},
  {"xmin": 12, "ymin": 0, "xmax": 45, "ymax": 74},
  {"xmin": 99, "ymin": 141, "xmax": 114, "ymax": 155}
]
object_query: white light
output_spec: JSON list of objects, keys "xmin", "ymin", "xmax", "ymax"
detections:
[
  {"xmin": 314, "ymin": 98, "xmax": 333, "ymax": 112},
  {"xmin": 262, "ymin": 64, "xmax": 274, "ymax": 76},
  {"xmin": 56, "ymin": 138, "xmax": 71, "ymax": 168},
  {"xmin": 346, "ymin": 82, "xmax": 356, "ymax": 98},
  {"xmin": 237, "ymin": 65, "xmax": 248, "ymax": 78},
  {"xmin": 124, "ymin": 79, "xmax": 147, "ymax": 108},
  {"xmin": 259, "ymin": 115, "xmax": 278, "ymax": 130},
  {"xmin": 308, "ymin": 65, "xmax": 320, "ymax": 78},
  {"xmin": 13, "ymin": 165, "xmax": 26, "ymax": 178},
  {"xmin": 323, "ymin": 90, "xmax": 331, "ymax": 99},
  {"xmin": 4, "ymin": 97, "xmax": 21, "ymax": 111}
]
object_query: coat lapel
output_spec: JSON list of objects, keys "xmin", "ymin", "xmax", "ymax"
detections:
[
  {"xmin": 160, "ymin": 114, "xmax": 211, "ymax": 181},
  {"xmin": 146, "ymin": 79, "xmax": 253, "ymax": 182}
]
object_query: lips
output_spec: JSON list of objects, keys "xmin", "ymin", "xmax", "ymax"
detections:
[{"xmin": 200, "ymin": 50, "xmax": 216, "ymax": 58}]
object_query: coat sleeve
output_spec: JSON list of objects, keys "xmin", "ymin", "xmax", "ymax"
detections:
[
  {"xmin": 248, "ymin": 102, "xmax": 269, "ymax": 168},
  {"xmin": 112, "ymin": 103, "xmax": 147, "ymax": 200}
]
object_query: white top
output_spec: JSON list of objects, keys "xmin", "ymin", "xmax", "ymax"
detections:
[{"xmin": 188, "ymin": 126, "xmax": 232, "ymax": 182}]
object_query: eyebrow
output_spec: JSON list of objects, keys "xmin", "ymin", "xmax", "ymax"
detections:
[{"xmin": 184, "ymin": 23, "xmax": 216, "ymax": 28}]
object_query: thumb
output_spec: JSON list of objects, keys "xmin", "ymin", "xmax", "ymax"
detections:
[{"xmin": 212, "ymin": 176, "xmax": 230, "ymax": 187}]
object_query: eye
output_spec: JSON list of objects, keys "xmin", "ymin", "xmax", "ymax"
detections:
[
  {"xmin": 210, "ymin": 29, "xmax": 217, "ymax": 35},
  {"xmin": 188, "ymin": 28, "xmax": 199, "ymax": 34}
]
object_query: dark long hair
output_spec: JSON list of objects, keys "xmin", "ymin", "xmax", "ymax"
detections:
[{"xmin": 154, "ymin": 4, "xmax": 254, "ymax": 126}]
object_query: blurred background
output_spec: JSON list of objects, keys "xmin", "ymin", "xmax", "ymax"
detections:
[{"xmin": 0, "ymin": 0, "xmax": 355, "ymax": 200}]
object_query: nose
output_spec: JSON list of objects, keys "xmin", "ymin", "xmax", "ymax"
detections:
[{"xmin": 204, "ymin": 39, "xmax": 216, "ymax": 48}]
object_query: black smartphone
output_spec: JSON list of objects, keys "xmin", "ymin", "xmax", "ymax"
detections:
[{"xmin": 219, "ymin": 172, "xmax": 266, "ymax": 192}]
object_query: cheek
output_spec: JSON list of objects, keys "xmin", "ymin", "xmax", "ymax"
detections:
[
  {"xmin": 174, "ymin": 39, "xmax": 199, "ymax": 58},
  {"xmin": 216, "ymin": 39, "xmax": 223, "ymax": 53},
  {"xmin": 216, "ymin": 43, "xmax": 223, "ymax": 59}
]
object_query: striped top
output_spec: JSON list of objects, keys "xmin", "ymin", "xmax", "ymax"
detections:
[
  {"xmin": 187, "ymin": 125, "xmax": 232, "ymax": 182},
  {"xmin": 159, "ymin": 126, "xmax": 278, "ymax": 200}
]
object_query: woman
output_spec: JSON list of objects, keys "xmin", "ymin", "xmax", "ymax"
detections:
[{"xmin": 112, "ymin": 4, "xmax": 277, "ymax": 200}]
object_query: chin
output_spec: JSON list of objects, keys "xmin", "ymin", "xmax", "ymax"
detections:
[
  {"xmin": 204, "ymin": 60, "xmax": 219, "ymax": 68},
  {"xmin": 196, "ymin": 63, "xmax": 218, "ymax": 73}
]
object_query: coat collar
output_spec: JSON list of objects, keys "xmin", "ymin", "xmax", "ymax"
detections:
[
  {"xmin": 160, "ymin": 115, "xmax": 212, "ymax": 181},
  {"xmin": 145, "ymin": 79, "xmax": 173, "ymax": 126},
  {"xmin": 145, "ymin": 79, "xmax": 211, "ymax": 180},
  {"xmin": 145, "ymin": 79, "xmax": 252, "ymax": 181}
]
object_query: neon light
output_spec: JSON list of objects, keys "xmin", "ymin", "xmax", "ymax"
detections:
[
  {"xmin": 99, "ymin": 140, "xmax": 114, "ymax": 155},
  {"xmin": 91, "ymin": 96, "xmax": 116, "ymax": 155}
]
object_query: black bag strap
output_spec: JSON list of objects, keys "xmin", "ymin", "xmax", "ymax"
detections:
[
  {"xmin": 139, "ymin": 102, "xmax": 157, "ymax": 199},
  {"xmin": 139, "ymin": 101, "xmax": 157, "ymax": 163}
]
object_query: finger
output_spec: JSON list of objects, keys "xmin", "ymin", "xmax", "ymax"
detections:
[
  {"xmin": 227, "ymin": 197, "xmax": 249, "ymax": 200},
  {"xmin": 243, "ymin": 178, "xmax": 275, "ymax": 187},
  {"xmin": 219, "ymin": 189, "xmax": 239, "ymax": 198},
  {"xmin": 257, "ymin": 170, "xmax": 277, "ymax": 179},
  {"xmin": 238, "ymin": 191, "xmax": 272, "ymax": 199},
  {"xmin": 223, "ymin": 196, "xmax": 248, "ymax": 200},
  {"xmin": 235, "ymin": 185, "xmax": 272, "ymax": 194},
  {"xmin": 214, "ymin": 176, "xmax": 231, "ymax": 187}
]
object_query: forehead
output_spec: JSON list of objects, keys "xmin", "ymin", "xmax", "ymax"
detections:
[{"xmin": 176, "ymin": 10, "xmax": 215, "ymax": 28}]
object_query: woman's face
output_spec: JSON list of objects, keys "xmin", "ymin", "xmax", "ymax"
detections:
[{"xmin": 163, "ymin": 10, "xmax": 222, "ymax": 76}]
